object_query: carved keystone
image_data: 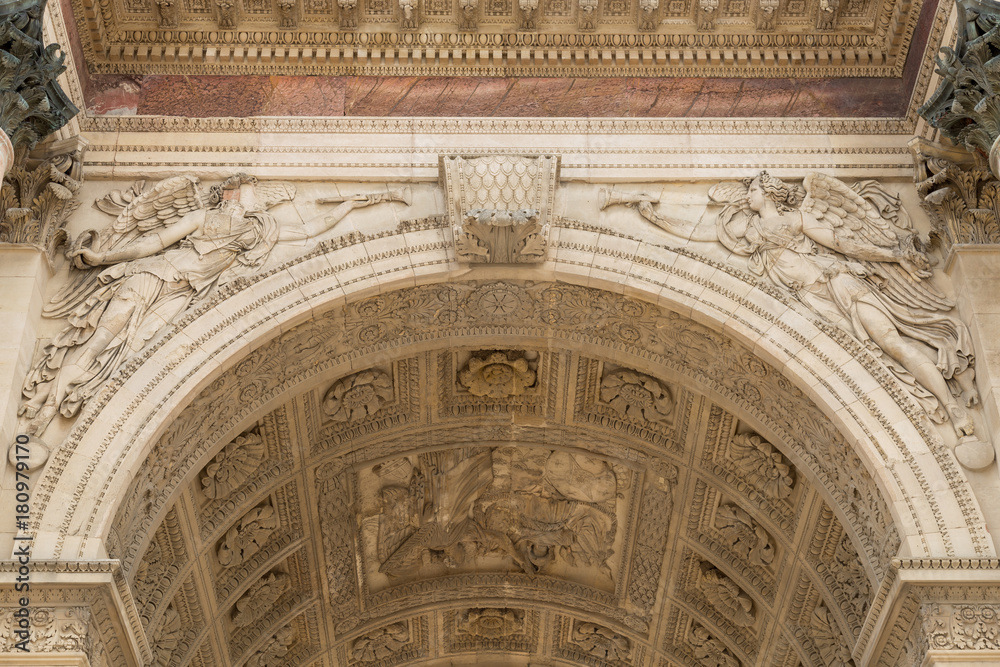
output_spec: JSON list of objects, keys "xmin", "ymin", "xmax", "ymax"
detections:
[{"xmin": 442, "ymin": 154, "xmax": 558, "ymax": 263}]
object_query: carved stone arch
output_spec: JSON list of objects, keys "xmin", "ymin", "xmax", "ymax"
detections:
[{"xmin": 24, "ymin": 219, "xmax": 993, "ymax": 666}]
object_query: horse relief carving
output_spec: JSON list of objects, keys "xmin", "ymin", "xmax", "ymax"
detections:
[{"xmin": 364, "ymin": 447, "xmax": 619, "ymax": 587}]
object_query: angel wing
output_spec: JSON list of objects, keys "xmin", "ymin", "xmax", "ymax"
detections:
[
  {"xmin": 801, "ymin": 172, "xmax": 898, "ymax": 248},
  {"xmin": 43, "ymin": 176, "xmax": 207, "ymax": 319},
  {"xmin": 801, "ymin": 172, "xmax": 955, "ymax": 312}
]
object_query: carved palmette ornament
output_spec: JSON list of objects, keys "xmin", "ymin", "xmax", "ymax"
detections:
[
  {"xmin": 442, "ymin": 154, "xmax": 558, "ymax": 263},
  {"xmin": 322, "ymin": 369, "xmax": 393, "ymax": 422},
  {"xmin": 0, "ymin": 607, "xmax": 90, "ymax": 653},
  {"xmin": 457, "ymin": 608, "xmax": 525, "ymax": 639},
  {"xmin": 351, "ymin": 622, "xmax": 410, "ymax": 662},
  {"xmin": 232, "ymin": 572, "xmax": 290, "ymax": 628},
  {"xmin": 600, "ymin": 368, "xmax": 674, "ymax": 422},
  {"xmin": 699, "ymin": 563, "xmax": 756, "ymax": 627},
  {"xmin": 729, "ymin": 432, "xmax": 794, "ymax": 499},
  {"xmin": 571, "ymin": 621, "xmax": 631, "ymax": 661},
  {"xmin": 217, "ymin": 503, "xmax": 279, "ymax": 568},
  {"xmin": 200, "ymin": 428, "xmax": 265, "ymax": 499}
]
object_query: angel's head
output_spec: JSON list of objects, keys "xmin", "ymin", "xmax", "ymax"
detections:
[
  {"xmin": 209, "ymin": 173, "xmax": 260, "ymax": 209},
  {"xmin": 744, "ymin": 171, "xmax": 804, "ymax": 214}
]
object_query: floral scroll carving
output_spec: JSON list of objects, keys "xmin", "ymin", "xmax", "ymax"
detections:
[
  {"xmin": 690, "ymin": 623, "xmax": 740, "ymax": 667},
  {"xmin": 924, "ymin": 603, "xmax": 1000, "ymax": 651}
]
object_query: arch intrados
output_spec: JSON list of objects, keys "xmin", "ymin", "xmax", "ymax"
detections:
[{"xmin": 31, "ymin": 226, "xmax": 989, "ymax": 563}]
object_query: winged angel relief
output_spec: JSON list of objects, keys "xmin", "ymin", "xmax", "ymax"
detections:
[
  {"xmin": 604, "ymin": 172, "xmax": 988, "ymax": 465},
  {"xmin": 20, "ymin": 174, "xmax": 405, "ymax": 438}
]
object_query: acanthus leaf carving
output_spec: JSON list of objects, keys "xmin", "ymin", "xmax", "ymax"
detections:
[
  {"xmin": 323, "ymin": 369, "xmax": 393, "ymax": 422},
  {"xmin": 599, "ymin": 368, "xmax": 674, "ymax": 423},
  {"xmin": 689, "ymin": 622, "xmax": 741, "ymax": 667},
  {"xmin": 924, "ymin": 603, "xmax": 1000, "ymax": 651},
  {"xmin": 715, "ymin": 502, "xmax": 775, "ymax": 567},
  {"xmin": 0, "ymin": 136, "xmax": 85, "ymax": 260},
  {"xmin": 246, "ymin": 624, "xmax": 296, "ymax": 667},
  {"xmin": 217, "ymin": 502, "xmax": 279, "ymax": 568},
  {"xmin": 232, "ymin": 572, "xmax": 290, "ymax": 628},
  {"xmin": 570, "ymin": 620, "xmax": 631, "ymax": 662},
  {"xmin": 351, "ymin": 621, "xmax": 409, "ymax": 663}
]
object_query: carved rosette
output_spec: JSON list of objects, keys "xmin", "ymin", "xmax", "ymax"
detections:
[
  {"xmin": 457, "ymin": 608, "xmax": 524, "ymax": 639},
  {"xmin": 924, "ymin": 603, "xmax": 1000, "ymax": 651},
  {"xmin": 458, "ymin": 351, "xmax": 536, "ymax": 397},
  {"xmin": 322, "ymin": 369, "xmax": 393, "ymax": 422},
  {"xmin": 442, "ymin": 154, "xmax": 558, "ymax": 263},
  {"xmin": 729, "ymin": 432, "xmax": 795, "ymax": 500},
  {"xmin": 232, "ymin": 572, "xmax": 290, "ymax": 628}
]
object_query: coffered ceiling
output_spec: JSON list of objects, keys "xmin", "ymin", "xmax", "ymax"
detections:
[{"xmin": 107, "ymin": 280, "xmax": 894, "ymax": 667}]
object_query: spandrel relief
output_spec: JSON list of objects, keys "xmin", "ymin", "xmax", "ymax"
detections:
[
  {"xmin": 20, "ymin": 174, "xmax": 410, "ymax": 440},
  {"xmin": 602, "ymin": 171, "xmax": 990, "ymax": 468},
  {"xmin": 359, "ymin": 446, "xmax": 629, "ymax": 592}
]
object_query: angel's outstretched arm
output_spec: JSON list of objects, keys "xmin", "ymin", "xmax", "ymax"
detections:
[
  {"xmin": 71, "ymin": 210, "xmax": 203, "ymax": 266},
  {"xmin": 278, "ymin": 197, "xmax": 373, "ymax": 242},
  {"xmin": 634, "ymin": 201, "xmax": 718, "ymax": 242},
  {"xmin": 800, "ymin": 212, "xmax": 931, "ymax": 279}
]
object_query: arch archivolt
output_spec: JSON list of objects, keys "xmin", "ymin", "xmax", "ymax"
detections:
[{"xmin": 23, "ymin": 216, "xmax": 993, "ymax": 667}]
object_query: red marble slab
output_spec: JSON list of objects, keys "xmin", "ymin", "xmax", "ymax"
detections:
[{"xmin": 63, "ymin": 0, "xmax": 939, "ymax": 119}]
